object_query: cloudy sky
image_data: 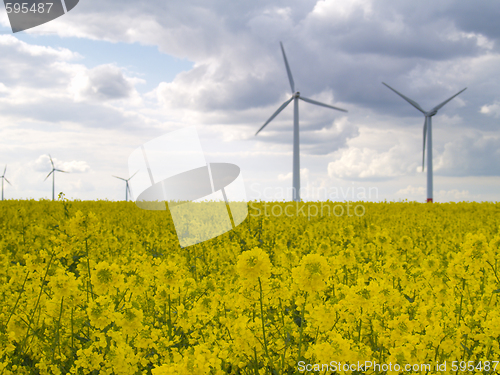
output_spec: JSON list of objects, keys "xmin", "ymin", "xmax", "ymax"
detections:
[{"xmin": 0, "ymin": 0, "xmax": 499, "ymax": 202}]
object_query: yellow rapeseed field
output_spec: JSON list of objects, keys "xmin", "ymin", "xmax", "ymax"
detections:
[{"xmin": 0, "ymin": 198, "xmax": 499, "ymax": 374}]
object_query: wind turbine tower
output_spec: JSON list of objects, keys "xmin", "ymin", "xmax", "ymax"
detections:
[
  {"xmin": 382, "ymin": 83, "xmax": 466, "ymax": 203},
  {"xmin": 1, "ymin": 165, "xmax": 11, "ymax": 201},
  {"xmin": 113, "ymin": 172, "xmax": 137, "ymax": 201},
  {"xmin": 44, "ymin": 155, "xmax": 68, "ymax": 201},
  {"xmin": 256, "ymin": 42, "xmax": 348, "ymax": 202}
]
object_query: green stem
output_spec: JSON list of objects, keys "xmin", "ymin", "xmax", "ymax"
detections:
[
  {"xmin": 358, "ymin": 318, "xmax": 362, "ymax": 343},
  {"xmin": 253, "ymin": 347, "xmax": 259, "ymax": 375},
  {"xmin": 168, "ymin": 294, "xmax": 172, "ymax": 340},
  {"xmin": 4, "ymin": 271, "xmax": 30, "ymax": 329},
  {"xmin": 71, "ymin": 307, "xmax": 74, "ymax": 354},
  {"xmin": 258, "ymin": 277, "xmax": 275, "ymax": 373},
  {"xmin": 458, "ymin": 278, "xmax": 465, "ymax": 324},
  {"xmin": 278, "ymin": 298, "xmax": 287, "ymax": 375},
  {"xmin": 51, "ymin": 296, "xmax": 64, "ymax": 362},
  {"xmin": 114, "ymin": 288, "xmax": 130, "ymax": 311},
  {"xmin": 297, "ymin": 293, "xmax": 307, "ymax": 364},
  {"xmin": 19, "ymin": 252, "xmax": 54, "ymax": 357},
  {"xmin": 85, "ymin": 238, "xmax": 94, "ymax": 300}
]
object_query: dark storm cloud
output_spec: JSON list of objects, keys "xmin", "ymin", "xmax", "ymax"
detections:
[
  {"xmin": 3, "ymin": 0, "xmax": 500, "ymax": 186},
  {"xmin": 436, "ymin": 1, "xmax": 500, "ymax": 45},
  {"xmin": 76, "ymin": 65, "xmax": 135, "ymax": 101},
  {"xmin": 26, "ymin": 0, "xmax": 499, "ymax": 114},
  {"xmin": 0, "ymin": 99, "xmax": 146, "ymax": 130},
  {"xmin": 0, "ymin": 35, "xmax": 148, "ymax": 132},
  {"xmin": 251, "ymin": 114, "xmax": 357, "ymax": 156},
  {"xmin": 436, "ymin": 132, "xmax": 500, "ymax": 177},
  {"xmin": 302, "ymin": 2, "xmax": 483, "ymax": 61}
]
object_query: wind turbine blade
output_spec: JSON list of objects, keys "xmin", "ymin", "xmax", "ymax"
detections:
[
  {"xmin": 430, "ymin": 87, "xmax": 467, "ymax": 113},
  {"xmin": 44, "ymin": 170, "xmax": 54, "ymax": 181},
  {"xmin": 299, "ymin": 96, "xmax": 348, "ymax": 112},
  {"xmin": 255, "ymin": 96, "xmax": 294, "ymax": 135},
  {"xmin": 382, "ymin": 82, "xmax": 426, "ymax": 114},
  {"xmin": 113, "ymin": 175, "xmax": 126, "ymax": 181},
  {"xmin": 56, "ymin": 169, "xmax": 68, "ymax": 173},
  {"xmin": 3, "ymin": 165, "xmax": 6, "ymax": 176},
  {"xmin": 4, "ymin": 178, "xmax": 11, "ymax": 185},
  {"xmin": 280, "ymin": 42, "xmax": 295, "ymax": 93},
  {"xmin": 127, "ymin": 171, "xmax": 138, "ymax": 180},
  {"xmin": 422, "ymin": 117, "xmax": 427, "ymax": 171},
  {"xmin": 49, "ymin": 154, "xmax": 54, "ymax": 168}
]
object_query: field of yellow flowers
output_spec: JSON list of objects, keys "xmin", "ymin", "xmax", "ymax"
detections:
[{"xmin": 0, "ymin": 198, "xmax": 499, "ymax": 374}]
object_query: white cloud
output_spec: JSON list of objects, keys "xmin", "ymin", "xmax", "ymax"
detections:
[
  {"xmin": 68, "ymin": 64, "xmax": 143, "ymax": 103},
  {"xmin": 395, "ymin": 185, "xmax": 475, "ymax": 202},
  {"xmin": 436, "ymin": 189, "xmax": 473, "ymax": 201},
  {"xmin": 247, "ymin": 7, "xmax": 293, "ymax": 39},
  {"xmin": 480, "ymin": 101, "xmax": 500, "ymax": 118},
  {"xmin": 1, "ymin": 0, "xmax": 500, "ymax": 201},
  {"xmin": 32, "ymin": 155, "xmax": 90, "ymax": 174},
  {"xmin": 435, "ymin": 132, "xmax": 500, "ymax": 176},
  {"xmin": 396, "ymin": 185, "xmax": 425, "ymax": 197},
  {"xmin": 277, "ymin": 172, "xmax": 292, "ymax": 181},
  {"xmin": 59, "ymin": 160, "xmax": 91, "ymax": 173},
  {"xmin": 328, "ymin": 145, "xmax": 418, "ymax": 180},
  {"xmin": 0, "ymin": 34, "xmax": 77, "ymax": 61},
  {"xmin": 277, "ymin": 168, "xmax": 309, "ymax": 181},
  {"xmin": 311, "ymin": 0, "xmax": 373, "ymax": 20}
]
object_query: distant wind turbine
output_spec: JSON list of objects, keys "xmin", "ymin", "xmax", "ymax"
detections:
[
  {"xmin": 44, "ymin": 155, "xmax": 68, "ymax": 201},
  {"xmin": 256, "ymin": 42, "xmax": 348, "ymax": 202},
  {"xmin": 1, "ymin": 165, "xmax": 11, "ymax": 201},
  {"xmin": 113, "ymin": 171, "xmax": 137, "ymax": 201},
  {"xmin": 382, "ymin": 82, "xmax": 466, "ymax": 203}
]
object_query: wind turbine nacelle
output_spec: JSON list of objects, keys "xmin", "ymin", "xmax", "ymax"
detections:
[
  {"xmin": 127, "ymin": 127, "xmax": 248, "ymax": 248},
  {"xmin": 426, "ymin": 110, "xmax": 438, "ymax": 117}
]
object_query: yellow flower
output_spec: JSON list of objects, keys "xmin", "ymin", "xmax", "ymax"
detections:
[
  {"xmin": 91, "ymin": 261, "xmax": 122, "ymax": 295},
  {"xmin": 342, "ymin": 225, "xmax": 355, "ymax": 239},
  {"xmin": 48, "ymin": 267, "xmax": 81, "ymax": 305},
  {"xmin": 87, "ymin": 296, "xmax": 115, "ymax": 330},
  {"xmin": 292, "ymin": 253, "xmax": 330, "ymax": 293},
  {"xmin": 2, "ymin": 199, "xmax": 500, "ymax": 374},
  {"xmin": 316, "ymin": 241, "xmax": 332, "ymax": 256},
  {"xmin": 399, "ymin": 235, "xmax": 413, "ymax": 251},
  {"xmin": 236, "ymin": 247, "xmax": 271, "ymax": 283},
  {"xmin": 117, "ymin": 306, "xmax": 144, "ymax": 337},
  {"xmin": 7, "ymin": 315, "xmax": 27, "ymax": 342},
  {"xmin": 156, "ymin": 260, "xmax": 182, "ymax": 289}
]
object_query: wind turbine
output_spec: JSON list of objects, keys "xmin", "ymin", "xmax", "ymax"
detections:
[
  {"xmin": 382, "ymin": 82, "xmax": 466, "ymax": 203},
  {"xmin": 256, "ymin": 42, "xmax": 348, "ymax": 202},
  {"xmin": 44, "ymin": 155, "xmax": 68, "ymax": 201},
  {"xmin": 1, "ymin": 165, "xmax": 11, "ymax": 201},
  {"xmin": 113, "ymin": 171, "xmax": 137, "ymax": 201}
]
